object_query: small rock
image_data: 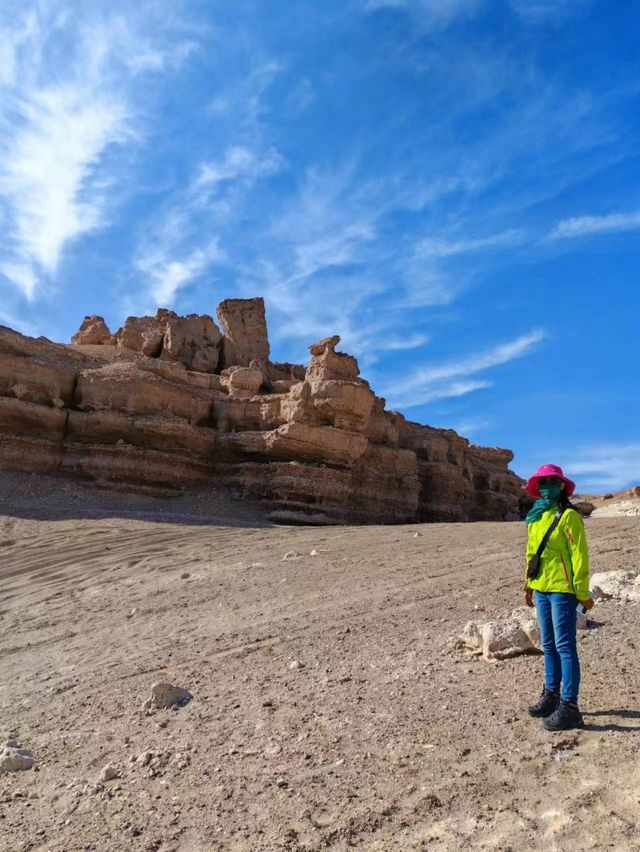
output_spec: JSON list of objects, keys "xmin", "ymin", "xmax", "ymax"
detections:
[
  {"xmin": 0, "ymin": 743, "xmax": 35, "ymax": 774},
  {"xmin": 288, "ymin": 660, "xmax": 304, "ymax": 671},
  {"xmin": 142, "ymin": 682, "xmax": 193, "ymax": 713},
  {"xmin": 126, "ymin": 608, "xmax": 137, "ymax": 619},
  {"xmin": 136, "ymin": 751, "xmax": 154, "ymax": 766},
  {"xmin": 99, "ymin": 765, "xmax": 119, "ymax": 782},
  {"xmin": 283, "ymin": 551, "xmax": 302, "ymax": 561},
  {"xmin": 275, "ymin": 777, "xmax": 288, "ymax": 788},
  {"xmin": 180, "ymin": 572, "xmax": 191, "ymax": 580},
  {"xmin": 454, "ymin": 607, "xmax": 540, "ymax": 661}
]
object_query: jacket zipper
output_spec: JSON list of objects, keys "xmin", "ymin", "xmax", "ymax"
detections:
[{"xmin": 560, "ymin": 554, "xmax": 571, "ymax": 588}]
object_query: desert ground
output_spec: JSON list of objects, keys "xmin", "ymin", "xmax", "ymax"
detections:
[{"xmin": 1, "ymin": 472, "xmax": 639, "ymax": 852}]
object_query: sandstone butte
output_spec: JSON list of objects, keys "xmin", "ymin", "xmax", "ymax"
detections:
[{"xmin": 0, "ymin": 297, "xmax": 523, "ymax": 524}]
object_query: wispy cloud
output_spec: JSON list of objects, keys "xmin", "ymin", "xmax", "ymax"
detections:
[
  {"xmin": 450, "ymin": 416, "xmax": 493, "ymax": 439},
  {"xmin": 362, "ymin": 0, "xmax": 483, "ymax": 29},
  {"xmin": 0, "ymin": 4, "xmax": 195, "ymax": 301},
  {"xmin": 133, "ymin": 144, "xmax": 283, "ymax": 311},
  {"xmin": 383, "ymin": 328, "xmax": 545, "ymax": 408},
  {"xmin": 381, "ymin": 333, "xmax": 430, "ymax": 351},
  {"xmin": 417, "ymin": 229, "xmax": 525, "ymax": 258},
  {"xmin": 549, "ymin": 210, "xmax": 640, "ymax": 240},
  {"xmin": 509, "ymin": 0, "xmax": 590, "ymax": 21},
  {"xmin": 136, "ymin": 242, "xmax": 223, "ymax": 306},
  {"xmin": 565, "ymin": 443, "xmax": 640, "ymax": 493}
]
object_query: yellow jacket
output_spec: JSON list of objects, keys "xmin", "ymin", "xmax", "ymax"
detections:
[{"xmin": 525, "ymin": 508, "xmax": 590, "ymax": 599}]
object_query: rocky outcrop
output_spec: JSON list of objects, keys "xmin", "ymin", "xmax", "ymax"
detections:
[
  {"xmin": 72, "ymin": 309, "xmax": 223, "ymax": 373},
  {"xmin": 71, "ymin": 316, "xmax": 113, "ymax": 345},
  {"xmin": 217, "ymin": 297, "xmax": 269, "ymax": 369},
  {"xmin": 0, "ymin": 298, "xmax": 523, "ymax": 523}
]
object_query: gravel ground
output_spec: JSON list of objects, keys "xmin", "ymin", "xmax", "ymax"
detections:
[{"xmin": 1, "ymin": 472, "xmax": 639, "ymax": 851}]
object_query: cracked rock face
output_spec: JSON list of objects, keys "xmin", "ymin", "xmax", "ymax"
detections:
[{"xmin": 1, "ymin": 298, "xmax": 523, "ymax": 524}]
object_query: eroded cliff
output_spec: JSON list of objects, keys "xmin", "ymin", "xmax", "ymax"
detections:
[{"xmin": 0, "ymin": 298, "xmax": 522, "ymax": 523}]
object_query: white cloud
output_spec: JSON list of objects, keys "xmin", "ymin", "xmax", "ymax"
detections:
[
  {"xmin": 134, "ymin": 145, "xmax": 283, "ymax": 311},
  {"xmin": 417, "ymin": 229, "xmax": 524, "ymax": 258},
  {"xmin": 564, "ymin": 444, "xmax": 640, "ymax": 493},
  {"xmin": 450, "ymin": 416, "xmax": 493, "ymax": 438},
  {"xmin": 509, "ymin": 0, "xmax": 590, "ymax": 21},
  {"xmin": 195, "ymin": 146, "xmax": 283, "ymax": 190},
  {"xmin": 549, "ymin": 210, "xmax": 640, "ymax": 240},
  {"xmin": 1, "ymin": 85, "xmax": 129, "ymax": 275},
  {"xmin": 381, "ymin": 333, "xmax": 430, "ymax": 351},
  {"xmin": 384, "ymin": 328, "xmax": 545, "ymax": 408},
  {"xmin": 136, "ymin": 242, "xmax": 223, "ymax": 306},
  {"xmin": 0, "ymin": 262, "xmax": 37, "ymax": 300},
  {"xmin": 0, "ymin": 3, "xmax": 195, "ymax": 301}
]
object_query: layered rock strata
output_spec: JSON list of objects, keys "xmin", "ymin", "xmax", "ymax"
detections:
[{"xmin": 0, "ymin": 299, "xmax": 522, "ymax": 523}]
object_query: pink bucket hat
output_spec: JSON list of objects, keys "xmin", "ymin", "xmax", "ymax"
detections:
[{"xmin": 526, "ymin": 463, "xmax": 576, "ymax": 499}]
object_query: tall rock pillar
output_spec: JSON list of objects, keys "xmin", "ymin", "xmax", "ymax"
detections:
[{"xmin": 217, "ymin": 297, "xmax": 270, "ymax": 369}]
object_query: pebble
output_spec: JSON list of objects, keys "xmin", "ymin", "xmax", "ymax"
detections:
[
  {"xmin": 100, "ymin": 765, "xmax": 119, "ymax": 782},
  {"xmin": 282, "ymin": 551, "xmax": 302, "ymax": 561},
  {"xmin": 288, "ymin": 660, "xmax": 304, "ymax": 671}
]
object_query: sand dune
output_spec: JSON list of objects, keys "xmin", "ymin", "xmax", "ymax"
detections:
[{"xmin": 1, "ymin": 473, "xmax": 640, "ymax": 851}]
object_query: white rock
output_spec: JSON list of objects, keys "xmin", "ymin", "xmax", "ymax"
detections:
[
  {"xmin": 591, "ymin": 500, "xmax": 640, "ymax": 518},
  {"xmin": 457, "ymin": 607, "xmax": 541, "ymax": 661},
  {"xmin": 288, "ymin": 660, "xmax": 304, "ymax": 671},
  {"xmin": 283, "ymin": 551, "xmax": 302, "ymax": 561},
  {"xmin": 590, "ymin": 570, "xmax": 640, "ymax": 602},
  {"xmin": 142, "ymin": 682, "xmax": 193, "ymax": 712},
  {"xmin": 0, "ymin": 743, "xmax": 35, "ymax": 774}
]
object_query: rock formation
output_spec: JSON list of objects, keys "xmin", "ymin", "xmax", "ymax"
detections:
[{"xmin": 0, "ymin": 297, "xmax": 523, "ymax": 524}]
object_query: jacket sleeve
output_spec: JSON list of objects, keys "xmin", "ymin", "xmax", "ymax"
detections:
[
  {"xmin": 565, "ymin": 511, "xmax": 590, "ymax": 599},
  {"xmin": 524, "ymin": 525, "xmax": 535, "ymax": 589}
]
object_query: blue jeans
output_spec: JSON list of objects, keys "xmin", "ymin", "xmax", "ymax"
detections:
[{"xmin": 534, "ymin": 591, "xmax": 581, "ymax": 703}]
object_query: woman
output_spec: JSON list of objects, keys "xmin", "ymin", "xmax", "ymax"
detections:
[{"xmin": 523, "ymin": 463, "xmax": 593, "ymax": 731}]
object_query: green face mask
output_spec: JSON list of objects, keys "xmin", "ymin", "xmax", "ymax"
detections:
[{"xmin": 538, "ymin": 482, "xmax": 562, "ymax": 501}]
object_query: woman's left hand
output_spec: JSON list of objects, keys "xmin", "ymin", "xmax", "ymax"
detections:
[{"xmin": 578, "ymin": 598, "xmax": 594, "ymax": 610}]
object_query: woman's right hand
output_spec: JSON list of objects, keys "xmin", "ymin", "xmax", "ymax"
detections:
[{"xmin": 525, "ymin": 588, "xmax": 534, "ymax": 608}]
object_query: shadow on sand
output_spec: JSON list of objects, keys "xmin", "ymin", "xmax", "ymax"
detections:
[
  {"xmin": 0, "ymin": 471, "xmax": 274, "ymax": 528},
  {"xmin": 583, "ymin": 708, "xmax": 640, "ymax": 733}
]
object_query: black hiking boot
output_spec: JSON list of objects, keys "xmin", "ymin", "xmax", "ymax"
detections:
[
  {"xmin": 527, "ymin": 688, "xmax": 560, "ymax": 718},
  {"xmin": 542, "ymin": 699, "xmax": 584, "ymax": 731}
]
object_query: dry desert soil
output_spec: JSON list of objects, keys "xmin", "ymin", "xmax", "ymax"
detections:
[{"xmin": 1, "ymin": 472, "xmax": 639, "ymax": 852}]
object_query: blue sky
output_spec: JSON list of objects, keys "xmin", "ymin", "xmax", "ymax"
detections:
[{"xmin": 1, "ymin": 0, "xmax": 639, "ymax": 492}]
